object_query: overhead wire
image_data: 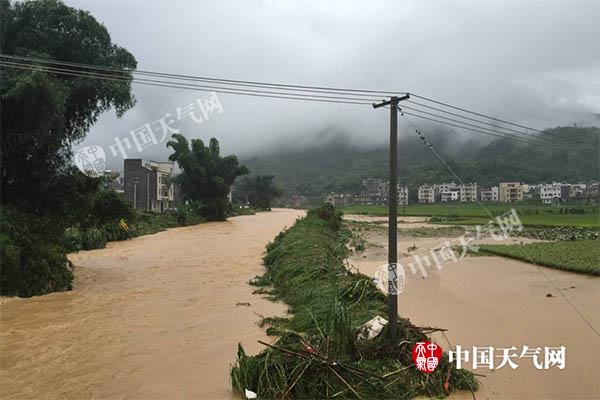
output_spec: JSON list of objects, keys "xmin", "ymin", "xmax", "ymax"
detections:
[
  {"xmin": 2, "ymin": 54, "xmax": 595, "ymax": 154},
  {"xmin": 396, "ymin": 107, "xmax": 596, "ymax": 156},
  {"xmin": 0, "ymin": 53, "xmax": 406, "ymax": 99},
  {"xmin": 405, "ymin": 99, "xmax": 597, "ymax": 147},
  {"xmin": 401, "ymin": 112, "xmax": 600, "ymax": 340},
  {"xmin": 0, "ymin": 60, "xmax": 376, "ymax": 106}
]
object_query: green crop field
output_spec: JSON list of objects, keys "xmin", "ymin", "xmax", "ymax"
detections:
[
  {"xmin": 341, "ymin": 203, "xmax": 600, "ymax": 227},
  {"xmin": 478, "ymin": 240, "xmax": 600, "ymax": 275}
]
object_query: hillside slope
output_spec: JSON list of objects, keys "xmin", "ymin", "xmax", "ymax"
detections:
[{"xmin": 243, "ymin": 126, "xmax": 599, "ymax": 201}]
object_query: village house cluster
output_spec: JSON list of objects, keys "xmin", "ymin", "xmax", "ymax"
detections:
[
  {"xmin": 418, "ymin": 181, "xmax": 598, "ymax": 204},
  {"xmin": 326, "ymin": 179, "xmax": 599, "ymax": 206},
  {"xmin": 325, "ymin": 178, "xmax": 409, "ymax": 207}
]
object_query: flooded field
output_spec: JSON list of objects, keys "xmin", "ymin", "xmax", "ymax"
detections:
[
  {"xmin": 347, "ymin": 214, "xmax": 600, "ymax": 399},
  {"xmin": 0, "ymin": 209, "xmax": 304, "ymax": 399}
]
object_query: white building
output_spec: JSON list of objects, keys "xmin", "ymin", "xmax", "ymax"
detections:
[
  {"xmin": 418, "ymin": 184, "xmax": 437, "ymax": 203},
  {"xmin": 460, "ymin": 183, "xmax": 479, "ymax": 202},
  {"xmin": 438, "ymin": 182, "xmax": 460, "ymax": 202},
  {"xmin": 480, "ymin": 186, "xmax": 499, "ymax": 202},
  {"xmin": 540, "ymin": 182, "xmax": 570, "ymax": 204},
  {"xmin": 396, "ymin": 185, "xmax": 409, "ymax": 206}
]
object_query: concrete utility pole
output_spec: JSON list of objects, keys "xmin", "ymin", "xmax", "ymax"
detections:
[{"xmin": 373, "ymin": 94, "xmax": 409, "ymax": 340}]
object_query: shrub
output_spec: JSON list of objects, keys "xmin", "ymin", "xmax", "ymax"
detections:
[
  {"xmin": 0, "ymin": 209, "xmax": 73, "ymax": 297},
  {"xmin": 309, "ymin": 203, "xmax": 343, "ymax": 230}
]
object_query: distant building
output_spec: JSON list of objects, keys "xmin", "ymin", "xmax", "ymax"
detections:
[
  {"xmin": 522, "ymin": 184, "xmax": 541, "ymax": 201},
  {"xmin": 396, "ymin": 185, "xmax": 409, "ymax": 206},
  {"xmin": 418, "ymin": 184, "xmax": 437, "ymax": 203},
  {"xmin": 459, "ymin": 183, "xmax": 478, "ymax": 202},
  {"xmin": 283, "ymin": 193, "xmax": 307, "ymax": 208},
  {"xmin": 438, "ymin": 182, "xmax": 460, "ymax": 202},
  {"xmin": 326, "ymin": 193, "xmax": 352, "ymax": 207},
  {"xmin": 569, "ymin": 183, "xmax": 587, "ymax": 198},
  {"xmin": 124, "ymin": 159, "xmax": 175, "ymax": 212},
  {"xmin": 480, "ymin": 186, "xmax": 499, "ymax": 202},
  {"xmin": 499, "ymin": 182, "xmax": 523, "ymax": 203},
  {"xmin": 539, "ymin": 182, "xmax": 570, "ymax": 204}
]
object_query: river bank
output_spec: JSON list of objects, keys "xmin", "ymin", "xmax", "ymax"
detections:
[{"xmin": 0, "ymin": 209, "xmax": 304, "ymax": 399}]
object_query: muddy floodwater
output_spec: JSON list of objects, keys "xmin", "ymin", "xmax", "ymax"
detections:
[
  {"xmin": 0, "ymin": 209, "xmax": 304, "ymax": 399},
  {"xmin": 348, "ymin": 214, "xmax": 600, "ymax": 400}
]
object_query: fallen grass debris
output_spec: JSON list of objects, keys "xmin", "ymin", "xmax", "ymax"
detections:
[{"xmin": 231, "ymin": 204, "xmax": 477, "ymax": 399}]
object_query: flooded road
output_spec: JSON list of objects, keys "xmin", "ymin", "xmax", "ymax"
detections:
[{"xmin": 0, "ymin": 209, "xmax": 304, "ymax": 399}]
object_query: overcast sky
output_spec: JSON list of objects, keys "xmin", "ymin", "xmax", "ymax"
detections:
[{"xmin": 65, "ymin": 0, "xmax": 600, "ymax": 169}]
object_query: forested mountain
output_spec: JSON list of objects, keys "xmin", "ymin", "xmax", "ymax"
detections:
[{"xmin": 243, "ymin": 126, "xmax": 599, "ymax": 202}]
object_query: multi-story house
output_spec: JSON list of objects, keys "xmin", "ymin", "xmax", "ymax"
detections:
[
  {"xmin": 459, "ymin": 183, "xmax": 478, "ymax": 202},
  {"xmin": 540, "ymin": 184, "xmax": 561, "ymax": 204},
  {"xmin": 480, "ymin": 186, "xmax": 499, "ymax": 202},
  {"xmin": 522, "ymin": 184, "xmax": 541, "ymax": 201},
  {"xmin": 499, "ymin": 182, "xmax": 523, "ymax": 203},
  {"xmin": 124, "ymin": 159, "xmax": 175, "ymax": 212},
  {"xmin": 539, "ymin": 182, "xmax": 570, "ymax": 204},
  {"xmin": 438, "ymin": 182, "xmax": 460, "ymax": 202},
  {"xmin": 569, "ymin": 183, "xmax": 587, "ymax": 198},
  {"xmin": 418, "ymin": 184, "xmax": 437, "ymax": 203}
]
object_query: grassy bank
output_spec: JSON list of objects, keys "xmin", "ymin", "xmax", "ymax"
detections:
[
  {"xmin": 64, "ymin": 209, "xmax": 205, "ymax": 252},
  {"xmin": 478, "ymin": 240, "xmax": 600, "ymax": 276},
  {"xmin": 231, "ymin": 205, "xmax": 477, "ymax": 399},
  {"xmin": 342, "ymin": 204, "xmax": 599, "ymax": 228}
]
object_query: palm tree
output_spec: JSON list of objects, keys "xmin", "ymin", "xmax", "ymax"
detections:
[{"xmin": 167, "ymin": 134, "xmax": 248, "ymax": 220}]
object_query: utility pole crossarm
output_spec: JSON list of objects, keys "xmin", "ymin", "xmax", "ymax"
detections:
[{"xmin": 372, "ymin": 94, "xmax": 410, "ymax": 109}]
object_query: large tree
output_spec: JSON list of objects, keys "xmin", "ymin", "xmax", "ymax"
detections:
[
  {"xmin": 167, "ymin": 134, "xmax": 248, "ymax": 221},
  {"xmin": 1, "ymin": 0, "xmax": 136, "ymax": 218},
  {"xmin": 0, "ymin": 0, "xmax": 137, "ymax": 296}
]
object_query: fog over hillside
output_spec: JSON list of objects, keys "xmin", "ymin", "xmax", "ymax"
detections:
[{"xmin": 61, "ymin": 0, "xmax": 599, "ymax": 171}]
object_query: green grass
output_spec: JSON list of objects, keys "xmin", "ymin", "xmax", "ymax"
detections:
[
  {"xmin": 478, "ymin": 240, "xmax": 600, "ymax": 276},
  {"xmin": 342, "ymin": 204, "xmax": 600, "ymax": 228},
  {"xmin": 231, "ymin": 206, "xmax": 477, "ymax": 399}
]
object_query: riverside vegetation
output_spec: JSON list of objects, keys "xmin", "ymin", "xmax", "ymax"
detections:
[{"xmin": 231, "ymin": 204, "xmax": 477, "ymax": 399}]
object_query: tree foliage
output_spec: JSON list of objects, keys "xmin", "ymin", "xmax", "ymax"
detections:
[
  {"xmin": 237, "ymin": 174, "xmax": 281, "ymax": 210},
  {"xmin": 0, "ymin": 0, "xmax": 137, "ymax": 296},
  {"xmin": 1, "ymin": 0, "xmax": 137, "ymax": 214},
  {"xmin": 167, "ymin": 134, "xmax": 248, "ymax": 221}
]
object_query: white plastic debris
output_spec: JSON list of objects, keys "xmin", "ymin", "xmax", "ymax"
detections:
[
  {"xmin": 356, "ymin": 315, "xmax": 388, "ymax": 340},
  {"xmin": 245, "ymin": 389, "xmax": 257, "ymax": 399}
]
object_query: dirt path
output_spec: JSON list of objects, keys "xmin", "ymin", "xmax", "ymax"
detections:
[
  {"xmin": 0, "ymin": 209, "xmax": 304, "ymax": 400},
  {"xmin": 348, "ymin": 215, "xmax": 600, "ymax": 399}
]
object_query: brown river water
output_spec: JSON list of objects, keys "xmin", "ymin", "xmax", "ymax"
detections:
[
  {"xmin": 1, "ymin": 210, "xmax": 598, "ymax": 399},
  {"xmin": 0, "ymin": 209, "xmax": 304, "ymax": 399},
  {"xmin": 349, "ymin": 216, "xmax": 600, "ymax": 400}
]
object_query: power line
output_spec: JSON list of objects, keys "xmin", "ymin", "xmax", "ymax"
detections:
[
  {"xmin": 3, "ymin": 54, "xmax": 591, "ymax": 153},
  {"xmin": 4, "ymin": 59, "xmax": 591, "ymax": 154},
  {"xmin": 402, "ymin": 113, "xmax": 600, "ymax": 340},
  {"xmin": 409, "ymin": 92, "xmax": 544, "ymax": 133},
  {"xmin": 3, "ymin": 53, "xmax": 578, "ymax": 147},
  {"xmin": 0, "ymin": 61, "xmax": 376, "ymax": 106},
  {"xmin": 405, "ymin": 100, "xmax": 598, "ymax": 147},
  {"xmin": 397, "ymin": 107, "xmax": 596, "ymax": 156},
  {"xmin": 398, "ymin": 105, "xmax": 595, "ymax": 152},
  {"xmin": 0, "ymin": 53, "xmax": 406, "ymax": 99}
]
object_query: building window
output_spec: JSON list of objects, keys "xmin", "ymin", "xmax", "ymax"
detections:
[{"xmin": 133, "ymin": 177, "xmax": 140, "ymax": 184}]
